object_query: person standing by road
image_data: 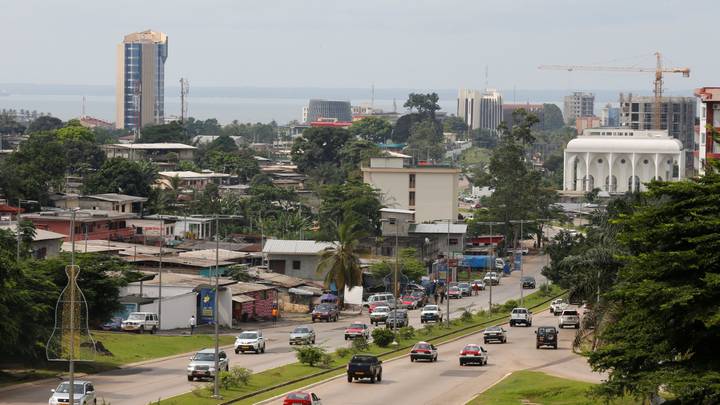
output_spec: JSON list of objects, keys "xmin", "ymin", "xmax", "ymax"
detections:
[{"xmin": 189, "ymin": 315, "xmax": 196, "ymax": 335}]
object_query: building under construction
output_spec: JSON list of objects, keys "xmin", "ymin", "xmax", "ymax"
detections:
[{"xmin": 619, "ymin": 93, "xmax": 696, "ymax": 173}]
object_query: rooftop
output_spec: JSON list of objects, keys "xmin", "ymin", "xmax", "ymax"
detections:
[
  {"xmin": 178, "ymin": 249, "xmax": 255, "ymax": 261},
  {"xmin": 24, "ymin": 210, "xmax": 138, "ymax": 222},
  {"xmin": 0, "ymin": 226, "xmax": 66, "ymax": 241},
  {"xmin": 409, "ymin": 223, "xmax": 468, "ymax": 234},
  {"xmin": 158, "ymin": 171, "xmax": 231, "ymax": 179},
  {"xmin": 82, "ymin": 193, "xmax": 148, "ymax": 203},
  {"xmin": 106, "ymin": 143, "xmax": 196, "ymax": 150},
  {"xmin": 262, "ymin": 239, "xmax": 336, "ymax": 255},
  {"xmin": 380, "ymin": 208, "xmax": 415, "ymax": 215}
]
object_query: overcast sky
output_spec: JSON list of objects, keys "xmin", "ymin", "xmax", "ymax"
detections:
[{"xmin": 2, "ymin": 0, "xmax": 717, "ymax": 91}]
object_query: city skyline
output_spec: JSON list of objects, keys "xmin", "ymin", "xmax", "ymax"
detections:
[{"xmin": 1, "ymin": 0, "xmax": 717, "ymax": 91}]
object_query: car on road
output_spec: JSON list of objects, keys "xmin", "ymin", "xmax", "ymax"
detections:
[
  {"xmin": 187, "ymin": 349, "xmax": 229, "ymax": 381},
  {"xmin": 121, "ymin": 312, "xmax": 159, "ymax": 334},
  {"xmin": 483, "ymin": 326, "xmax": 508, "ymax": 344},
  {"xmin": 283, "ymin": 391, "xmax": 323, "ymax": 405},
  {"xmin": 483, "ymin": 272, "xmax": 500, "ymax": 286},
  {"xmin": 289, "ymin": 326, "xmax": 316, "ymax": 345},
  {"xmin": 369, "ymin": 300, "xmax": 392, "ymax": 314},
  {"xmin": 101, "ymin": 316, "xmax": 123, "ymax": 331},
  {"xmin": 234, "ymin": 330, "xmax": 265, "ymax": 354},
  {"xmin": 457, "ymin": 282, "xmax": 472, "ymax": 296},
  {"xmin": 420, "ymin": 305, "xmax": 443, "ymax": 323},
  {"xmin": 347, "ymin": 354, "xmax": 383, "ymax": 383},
  {"xmin": 411, "ymin": 290, "xmax": 428, "ymax": 307},
  {"xmin": 369, "ymin": 305, "xmax": 390, "ymax": 325},
  {"xmin": 363, "ymin": 293, "xmax": 394, "ymax": 309},
  {"xmin": 509, "ymin": 307, "xmax": 532, "ymax": 327},
  {"xmin": 507, "ymin": 247, "xmax": 529, "ymax": 255},
  {"xmin": 311, "ymin": 303, "xmax": 339, "ymax": 322},
  {"xmin": 458, "ymin": 343, "xmax": 488, "ymax": 366},
  {"xmin": 559, "ymin": 309, "xmax": 580, "ymax": 329},
  {"xmin": 448, "ymin": 286, "xmax": 462, "ymax": 299},
  {"xmin": 49, "ymin": 381, "xmax": 96, "ymax": 405},
  {"xmin": 399, "ymin": 294, "xmax": 420, "ymax": 309},
  {"xmin": 550, "ymin": 298, "xmax": 568, "ymax": 315},
  {"xmin": 521, "ymin": 276, "xmax": 536, "ymax": 289},
  {"xmin": 345, "ymin": 322, "xmax": 370, "ymax": 340},
  {"xmin": 409, "ymin": 341, "xmax": 438, "ymax": 362},
  {"xmin": 535, "ymin": 326, "xmax": 558, "ymax": 349},
  {"xmin": 495, "ymin": 258, "xmax": 505, "ymax": 270},
  {"xmin": 471, "ymin": 279, "xmax": 486, "ymax": 291},
  {"xmin": 385, "ymin": 309, "xmax": 409, "ymax": 328}
]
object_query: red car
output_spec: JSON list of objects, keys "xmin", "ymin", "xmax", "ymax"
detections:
[
  {"xmin": 283, "ymin": 391, "xmax": 323, "ymax": 405},
  {"xmin": 448, "ymin": 286, "xmax": 462, "ymax": 299},
  {"xmin": 400, "ymin": 295, "xmax": 419, "ymax": 309},
  {"xmin": 459, "ymin": 343, "xmax": 488, "ymax": 366},
  {"xmin": 368, "ymin": 301, "xmax": 388, "ymax": 314},
  {"xmin": 344, "ymin": 322, "xmax": 370, "ymax": 340}
]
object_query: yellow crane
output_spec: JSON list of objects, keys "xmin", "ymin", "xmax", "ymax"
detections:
[{"xmin": 539, "ymin": 52, "xmax": 690, "ymax": 130}]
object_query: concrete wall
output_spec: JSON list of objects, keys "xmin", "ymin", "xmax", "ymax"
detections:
[
  {"xmin": 266, "ymin": 254, "xmax": 323, "ymax": 281},
  {"xmin": 140, "ymin": 292, "xmax": 197, "ymax": 330},
  {"xmin": 415, "ymin": 171, "xmax": 458, "ymax": 223}
]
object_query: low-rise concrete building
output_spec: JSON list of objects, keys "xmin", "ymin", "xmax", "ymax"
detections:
[
  {"xmin": 262, "ymin": 239, "xmax": 336, "ymax": 281},
  {"xmin": 156, "ymin": 170, "xmax": 232, "ymax": 191},
  {"xmin": 24, "ymin": 210, "xmax": 138, "ymax": 242},
  {"xmin": 102, "ymin": 143, "xmax": 196, "ymax": 163},
  {"xmin": 0, "ymin": 225, "xmax": 65, "ymax": 259},
  {"xmin": 78, "ymin": 193, "xmax": 147, "ymax": 214}
]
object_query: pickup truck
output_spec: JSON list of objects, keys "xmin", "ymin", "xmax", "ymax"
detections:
[
  {"xmin": 509, "ymin": 307, "xmax": 532, "ymax": 327},
  {"xmin": 347, "ymin": 354, "xmax": 382, "ymax": 383},
  {"xmin": 550, "ymin": 298, "xmax": 568, "ymax": 316}
]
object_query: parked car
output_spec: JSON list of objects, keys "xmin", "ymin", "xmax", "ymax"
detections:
[
  {"xmin": 399, "ymin": 295, "xmax": 419, "ymax": 309},
  {"xmin": 363, "ymin": 293, "xmax": 394, "ymax": 309},
  {"xmin": 471, "ymin": 279, "xmax": 486, "ymax": 291},
  {"xmin": 521, "ymin": 276, "xmax": 536, "ymax": 289},
  {"xmin": 409, "ymin": 341, "xmax": 438, "ymax": 362},
  {"xmin": 187, "ymin": 349, "xmax": 229, "ymax": 381},
  {"xmin": 283, "ymin": 391, "xmax": 323, "ymax": 405},
  {"xmin": 289, "ymin": 326, "xmax": 315, "ymax": 345},
  {"xmin": 385, "ymin": 309, "xmax": 409, "ymax": 328},
  {"xmin": 483, "ymin": 272, "xmax": 500, "ymax": 286},
  {"xmin": 234, "ymin": 330, "xmax": 265, "ymax": 354},
  {"xmin": 369, "ymin": 305, "xmax": 390, "ymax": 325},
  {"xmin": 448, "ymin": 286, "xmax": 462, "ymax": 299},
  {"xmin": 459, "ymin": 344, "xmax": 488, "ymax": 366},
  {"xmin": 550, "ymin": 298, "xmax": 568, "ymax": 316},
  {"xmin": 509, "ymin": 307, "xmax": 532, "ymax": 327},
  {"xmin": 347, "ymin": 354, "xmax": 382, "ymax": 383},
  {"xmin": 559, "ymin": 309, "xmax": 580, "ymax": 329},
  {"xmin": 121, "ymin": 312, "xmax": 158, "ymax": 334},
  {"xmin": 457, "ymin": 282, "xmax": 472, "ymax": 297},
  {"xmin": 536, "ymin": 326, "xmax": 558, "ymax": 349},
  {"xmin": 49, "ymin": 381, "xmax": 96, "ymax": 405},
  {"xmin": 344, "ymin": 322, "xmax": 370, "ymax": 340},
  {"xmin": 483, "ymin": 326, "xmax": 507, "ymax": 344},
  {"xmin": 101, "ymin": 317, "xmax": 123, "ymax": 331},
  {"xmin": 420, "ymin": 305, "xmax": 443, "ymax": 323},
  {"xmin": 312, "ymin": 304, "xmax": 339, "ymax": 322}
]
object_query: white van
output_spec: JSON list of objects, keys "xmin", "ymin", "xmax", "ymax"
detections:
[
  {"xmin": 121, "ymin": 312, "xmax": 159, "ymax": 333},
  {"xmin": 362, "ymin": 293, "xmax": 394, "ymax": 308},
  {"xmin": 495, "ymin": 258, "xmax": 505, "ymax": 270}
]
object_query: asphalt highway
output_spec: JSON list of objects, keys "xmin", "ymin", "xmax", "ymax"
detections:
[{"xmin": 0, "ymin": 255, "xmax": 548, "ymax": 405}]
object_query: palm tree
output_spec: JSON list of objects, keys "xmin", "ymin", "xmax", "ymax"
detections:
[{"xmin": 316, "ymin": 219, "xmax": 367, "ymax": 295}]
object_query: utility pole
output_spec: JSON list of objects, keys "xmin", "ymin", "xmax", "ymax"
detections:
[
  {"xmin": 16, "ymin": 198, "xmax": 22, "ymax": 262},
  {"xmin": 68, "ymin": 209, "xmax": 76, "ymax": 405},
  {"xmin": 158, "ymin": 219, "xmax": 164, "ymax": 330},
  {"xmin": 392, "ymin": 218, "xmax": 399, "ymax": 344},
  {"xmin": 213, "ymin": 214, "xmax": 221, "ymax": 399},
  {"xmin": 446, "ymin": 219, "xmax": 451, "ymax": 328}
]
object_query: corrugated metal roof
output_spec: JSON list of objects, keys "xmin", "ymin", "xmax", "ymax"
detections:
[
  {"xmin": 1, "ymin": 226, "xmax": 66, "ymax": 241},
  {"xmin": 84, "ymin": 193, "xmax": 148, "ymax": 203},
  {"xmin": 409, "ymin": 223, "xmax": 468, "ymax": 234},
  {"xmin": 232, "ymin": 294, "xmax": 254, "ymax": 303},
  {"xmin": 178, "ymin": 249, "xmax": 250, "ymax": 261},
  {"xmin": 228, "ymin": 282, "xmax": 274, "ymax": 294},
  {"xmin": 110, "ymin": 143, "xmax": 197, "ymax": 150},
  {"xmin": 262, "ymin": 239, "xmax": 336, "ymax": 255}
]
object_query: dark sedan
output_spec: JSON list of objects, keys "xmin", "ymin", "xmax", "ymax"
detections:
[
  {"xmin": 311, "ymin": 304, "xmax": 339, "ymax": 322},
  {"xmin": 521, "ymin": 276, "xmax": 536, "ymax": 289}
]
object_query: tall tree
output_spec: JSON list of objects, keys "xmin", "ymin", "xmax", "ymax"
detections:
[
  {"xmin": 542, "ymin": 103, "xmax": 565, "ymax": 130},
  {"xmin": 26, "ymin": 115, "xmax": 63, "ymax": 133},
  {"xmin": 139, "ymin": 121, "xmax": 189, "ymax": 144},
  {"xmin": 404, "ymin": 93, "xmax": 441, "ymax": 120},
  {"xmin": 405, "ymin": 119, "xmax": 444, "ymax": 161},
  {"xmin": 443, "ymin": 116, "xmax": 468, "ymax": 134},
  {"xmin": 291, "ymin": 127, "xmax": 352, "ymax": 183},
  {"xmin": 392, "ymin": 113, "xmax": 424, "ymax": 144},
  {"xmin": 83, "ymin": 158, "xmax": 157, "ymax": 197},
  {"xmin": 348, "ymin": 117, "xmax": 393, "ymax": 143},
  {"xmin": 316, "ymin": 219, "xmax": 366, "ymax": 293},
  {"xmin": 318, "ymin": 180, "xmax": 382, "ymax": 240}
]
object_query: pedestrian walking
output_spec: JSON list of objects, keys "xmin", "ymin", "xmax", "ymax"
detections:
[{"xmin": 189, "ymin": 315, "xmax": 196, "ymax": 335}]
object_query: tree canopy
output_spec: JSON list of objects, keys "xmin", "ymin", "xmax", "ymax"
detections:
[
  {"xmin": 318, "ymin": 180, "xmax": 382, "ymax": 240},
  {"xmin": 405, "ymin": 119, "xmax": 444, "ymax": 161},
  {"xmin": 27, "ymin": 115, "xmax": 63, "ymax": 133},
  {"xmin": 404, "ymin": 93, "xmax": 441, "ymax": 119},
  {"xmin": 139, "ymin": 121, "xmax": 190, "ymax": 144},
  {"xmin": 83, "ymin": 157, "xmax": 157, "ymax": 197},
  {"xmin": 349, "ymin": 117, "xmax": 393, "ymax": 144}
]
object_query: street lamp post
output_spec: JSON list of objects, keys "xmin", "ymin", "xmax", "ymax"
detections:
[{"xmin": 474, "ymin": 221, "xmax": 504, "ymax": 311}]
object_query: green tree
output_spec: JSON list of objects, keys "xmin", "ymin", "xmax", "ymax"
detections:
[
  {"xmin": 185, "ymin": 117, "xmax": 222, "ymax": 136},
  {"xmin": 316, "ymin": 219, "xmax": 366, "ymax": 293},
  {"xmin": 542, "ymin": 103, "xmax": 564, "ymax": 130},
  {"xmin": 338, "ymin": 139, "xmax": 380, "ymax": 180},
  {"xmin": 83, "ymin": 158, "xmax": 157, "ymax": 197},
  {"xmin": 27, "ymin": 115, "xmax": 63, "ymax": 133},
  {"xmin": 392, "ymin": 113, "xmax": 424, "ymax": 143},
  {"xmin": 207, "ymin": 134, "xmax": 239, "ymax": 153},
  {"xmin": 56, "ymin": 121, "xmax": 95, "ymax": 142},
  {"xmin": 443, "ymin": 116, "xmax": 468, "ymax": 134},
  {"xmin": 405, "ymin": 119, "xmax": 444, "ymax": 161},
  {"xmin": 206, "ymin": 149, "xmax": 259, "ymax": 183},
  {"xmin": 291, "ymin": 127, "xmax": 352, "ymax": 182},
  {"xmin": 371, "ymin": 248, "xmax": 426, "ymax": 281},
  {"xmin": 318, "ymin": 180, "xmax": 382, "ymax": 240},
  {"xmin": 0, "ymin": 111, "xmax": 26, "ymax": 137},
  {"xmin": 348, "ymin": 117, "xmax": 393, "ymax": 143},
  {"xmin": 139, "ymin": 121, "xmax": 189, "ymax": 144},
  {"xmin": 404, "ymin": 93, "xmax": 440, "ymax": 119},
  {"xmin": 588, "ymin": 173, "xmax": 720, "ymax": 403}
]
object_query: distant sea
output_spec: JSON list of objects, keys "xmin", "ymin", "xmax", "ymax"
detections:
[{"xmin": 0, "ymin": 84, "xmax": 692, "ymax": 125}]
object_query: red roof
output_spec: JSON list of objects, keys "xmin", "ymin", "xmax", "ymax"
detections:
[
  {"xmin": 0, "ymin": 204, "xmax": 24, "ymax": 214},
  {"xmin": 309, "ymin": 121, "xmax": 353, "ymax": 128}
]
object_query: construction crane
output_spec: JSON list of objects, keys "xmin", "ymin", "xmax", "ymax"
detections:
[{"xmin": 539, "ymin": 52, "xmax": 690, "ymax": 130}]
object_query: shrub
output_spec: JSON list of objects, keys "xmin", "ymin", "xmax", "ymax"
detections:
[
  {"xmin": 351, "ymin": 336, "xmax": 370, "ymax": 352},
  {"xmin": 371, "ymin": 327, "xmax": 396, "ymax": 347},
  {"xmin": 539, "ymin": 283, "xmax": 550, "ymax": 296},
  {"xmin": 421, "ymin": 323, "xmax": 435, "ymax": 335},
  {"xmin": 501, "ymin": 299, "xmax": 519, "ymax": 312},
  {"xmin": 318, "ymin": 352, "xmax": 333, "ymax": 368},
  {"xmin": 397, "ymin": 326, "xmax": 415, "ymax": 340},
  {"xmin": 294, "ymin": 345, "xmax": 327, "ymax": 367},
  {"xmin": 219, "ymin": 366, "xmax": 252, "ymax": 390},
  {"xmin": 460, "ymin": 310, "xmax": 473, "ymax": 322},
  {"xmin": 335, "ymin": 347, "xmax": 353, "ymax": 358}
]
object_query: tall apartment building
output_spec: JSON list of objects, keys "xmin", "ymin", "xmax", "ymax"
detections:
[
  {"xmin": 304, "ymin": 100, "xmax": 352, "ymax": 123},
  {"xmin": 457, "ymin": 88, "xmax": 503, "ymax": 132},
  {"xmin": 362, "ymin": 155, "xmax": 460, "ymax": 223},
  {"xmin": 563, "ymin": 92, "xmax": 595, "ymax": 124},
  {"xmin": 600, "ymin": 103, "xmax": 621, "ymax": 127},
  {"xmin": 693, "ymin": 87, "xmax": 720, "ymax": 175},
  {"xmin": 116, "ymin": 30, "xmax": 169, "ymax": 131},
  {"xmin": 618, "ymin": 93, "xmax": 696, "ymax": 173}
]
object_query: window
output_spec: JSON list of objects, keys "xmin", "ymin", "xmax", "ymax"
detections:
[
  {"xmin": 449, "ymin": 238, "xmax": 458, "ymax": 245},
  {"xmin": 292, "ymin": 260, "xmax": 301, "ymax": 270},
  {"xmin": 409, "ymin": 191, "xmax": 415, "ymax": 206},
  {"xmin": 409, "ymin": 174, "xmax": 416, "ymax": 188}
]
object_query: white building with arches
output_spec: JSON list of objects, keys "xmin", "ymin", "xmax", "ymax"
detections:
[{"xmin": 563, "ymin": 128, "xmax": 685, "ymax": 193}]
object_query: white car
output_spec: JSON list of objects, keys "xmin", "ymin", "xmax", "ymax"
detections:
[
  {"xmin": 559, "ymin": 309, "xmax": 581, "ymax": 329},
  {"xmin": 363, "ymin": 293, "xmax": 394, "ymax": 309},
  {"xmin": 187, "ymin": 349, "xmax": 229, "ymax": 381},
  {"xmin": 49, "ymin": 380, "xmax": 96, "ymax": 405},
  {"xmin": 509, "ymin": 307, "xmax": 532, "ymax": 327},
  {"xmin": 121, "ymin": 312, "xmax": 159, "ymax": 333},
  {"xmin": 495, "ymin": 258, "xmax": 505, "ymax": 270},
  {"xmin": 234, "ymin": 330, "xmax": 265, "ymax": 354},
  {"xmin": 483, "ymin": 272, "xmax": 500, "ymax": 286},
  {"xmin": 420, "ymin": 304, "xmax": 443, "ymax": 323},
  {"xmin": 550, "ymin": 298, "xmax": 569, "ymax": 316}
]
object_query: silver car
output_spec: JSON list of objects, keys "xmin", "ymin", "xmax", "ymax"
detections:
[
  {"xmin": 187, "ymin": 349, "xmax": 229, "ymax": 381},
  {"xmin": 289, "ymin": 326, "xmax": 316, "ymax": 345},
  {"xmin": 49, "ymin": 381, "xmax": 96, "ymax": 405}
]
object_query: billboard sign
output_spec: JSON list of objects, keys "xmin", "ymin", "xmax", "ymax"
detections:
[{"xmin": 200, "ymin": 288, "xmax": 215, "ymax": 324}]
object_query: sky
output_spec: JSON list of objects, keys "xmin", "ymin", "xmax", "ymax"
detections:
[{"xmin": 1, "ymin": 0, "xmax": 718, "ymax": 92}]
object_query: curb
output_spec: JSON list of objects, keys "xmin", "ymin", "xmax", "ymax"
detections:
[{"xmin": 464, "ymin": 371, "xmax": 514, "ymax": 404}]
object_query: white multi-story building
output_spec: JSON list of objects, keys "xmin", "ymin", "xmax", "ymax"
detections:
[
  {"xmin": 457, "ymin": 88, "xmax": 503, "ymax": 132},
  {"xmin": 361, "ymin": 154, "xmax": 460, "ymax": 223},
  {"xmin": 563, "ymin": 128, "xmax": 684, "ymax": 194},
  {"xmin": 563, "ymin": 92, "xmax": 595, "ymax": 125}
]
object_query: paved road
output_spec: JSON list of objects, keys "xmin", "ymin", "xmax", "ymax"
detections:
[
  {"xmin": 266, "ymin": 310, "xmax": 604, "ymax": 405},
  {"xmin": 1, "ymin": 256, "xmax": 547, "ymax": 405}
]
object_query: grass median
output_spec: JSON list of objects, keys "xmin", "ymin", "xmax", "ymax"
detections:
[
  {"xmin": 158, "ymin": 284, "xmax": 565, "ymax": 405},
  {"xmin": 0, "ymin": 332, "xmax": 235, "ymax": 388},
  {"xmin": 468, "ymin": 370, "xmax": 636, "ymax": 405}
]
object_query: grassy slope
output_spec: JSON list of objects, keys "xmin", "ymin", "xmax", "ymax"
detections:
[{"xmin": 469, "ymin": 370, "xmax": 637, "ymax": 405}]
